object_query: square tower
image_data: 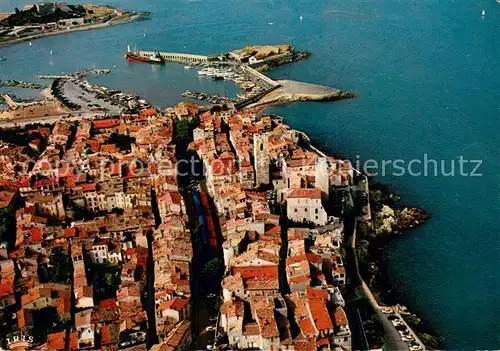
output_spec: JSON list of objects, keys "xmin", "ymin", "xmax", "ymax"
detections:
[{"xmin": 253, "ymin": 133, "xmax": 270, "ymax": 186}]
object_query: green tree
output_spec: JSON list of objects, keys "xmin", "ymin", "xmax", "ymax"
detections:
[
  {"xmin": 38, "ymin": 248, "xmax": 72, "ymax": 284},
  {"xmin": 31, "ymin": 306, "xmax": 69, "ymax": 343},
  {"xmin": 175, "ymin": 120, "xmax": 190, "ymax": 142},
  {"xmin": 201, "ymin": 258, "xmax": 224, "ymax": 294}
]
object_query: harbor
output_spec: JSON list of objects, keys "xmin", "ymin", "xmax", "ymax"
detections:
[
  {"xmin": 125, "ymin": 45, "xmax": 352, "ymax": 107},
  {"xmin": 0, "ymin": 0, "xmax": 496, "ymax": 347}
]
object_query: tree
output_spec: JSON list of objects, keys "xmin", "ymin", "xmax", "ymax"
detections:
[
  {"xmin": 107, "ymin": 132, "xmax": 135, "ymax": 151},
  {"xmin": 175, "ymin": 120, "xmax": 190, "ymax": 143},
  {"xmin": 31, "ymin": 307, "xmax": 69, "ymax": 343},
  {"xmin": 0, "ymin": 204, "xmax": 14, "ymax": 243},
  {"xmin": 201, "ymin": 258, "xmax": 224, "ymax": 294},
  {"xmin": 38, "ymin": 248, "xmax": 72, "ymax": 284}
]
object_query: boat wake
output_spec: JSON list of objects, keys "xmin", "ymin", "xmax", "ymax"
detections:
[{"xmin": 322, "ymin": 9, "xmax": 380, "ymax": 19}]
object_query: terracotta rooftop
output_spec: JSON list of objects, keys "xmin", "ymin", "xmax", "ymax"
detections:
[
  {"xmin": 220, "ymin": 299, "xmax": 244, "ymax": 317},
  {"xmin": 334, "ymin": 306, "xmax": 348, "ymax": 326},
  {"xmin": 287, "ymin": 188, "xmax": 322, "ymax": 199},
  {"xmin": 47, "ymin": 331, "xmax": 66, "ymax": 350},
  {"xmin": 242, "ymin": 322, "xmax": 260, "ymax": 336},
  {"xmin": 256, "ymin": 307, "xmax": 279, "ymax": 339}
]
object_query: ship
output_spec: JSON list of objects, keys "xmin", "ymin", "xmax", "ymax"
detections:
[{"xmin": 125, "ymin": 46, "xmax": 164, "ymax": 64}]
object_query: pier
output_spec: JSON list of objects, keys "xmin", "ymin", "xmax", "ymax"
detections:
[
  {"xmin": 35, "ymin": 68, "xmax": 111, "ymax": 80},
  {"xmin": 135, "ymin": 50, "xmax": 219, "ymax": 63}
]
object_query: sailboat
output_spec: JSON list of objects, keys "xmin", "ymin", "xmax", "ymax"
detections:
[
  {"xmin": 481, "ymin": 9, "xmax": 486, "ymax": 16},
  {"xmin": 50, "ymin": 50, "xmax": 53, "ymax": 55},
  {"xmin": 29, "ymin": 41, "xmax": 32, "ymax": 46},
  {"xmin": 300, "ymin": 15, "xmax": 303, "ymax": 21}
]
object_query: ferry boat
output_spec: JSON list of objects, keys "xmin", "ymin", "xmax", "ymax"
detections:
[{"xmin": 125, "ymin": 46, "xmax": 164, "ymax": 64}]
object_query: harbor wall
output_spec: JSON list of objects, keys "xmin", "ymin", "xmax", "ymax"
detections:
[
  {"xmin": 137, "ymin": 50, "xmax": 218, "ymax": 63},
  {"xmin": 241, "ymin": 65, "xmax": 280, "ymax": 88}
]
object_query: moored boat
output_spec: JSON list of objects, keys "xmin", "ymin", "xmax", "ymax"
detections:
[{"xmin": 125, "ymin": 46, "xmax": 164, "ymax": 64}]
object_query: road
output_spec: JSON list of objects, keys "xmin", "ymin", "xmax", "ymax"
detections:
[
  {"xmin": 0, "ymin": 111, "xmax": 109, "ymax": 128},
  {"xmin": 343, "ymin": 215, "xmax": 410, "ymax": 351}
]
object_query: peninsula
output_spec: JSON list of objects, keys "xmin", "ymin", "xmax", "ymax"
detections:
[
  {"xmin": 0, "ymin": 44, "xmax": 440, "ymax": 350},
  {"xmin": 0, "ymin": 98, "xmax": 431, "ymax": 351},
  {"xmin": 0, "ymin": 2, "xmax": 150, "ymax": 48}
]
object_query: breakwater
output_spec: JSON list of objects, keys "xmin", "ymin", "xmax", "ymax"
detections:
[
  {"xmin": 0, "ymin": 80, "xmax": 46, "ymax": 89},
  {"xmin": 135, "ymin": 50, "xmax": 218, "ymax": 63}
]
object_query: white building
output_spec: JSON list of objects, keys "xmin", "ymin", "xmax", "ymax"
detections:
[
  {"xmin": 286, "ymin": 188, "xmax": 328, "ymax": 226},
  {"xmin": 90, "ymin": 241, "xmax": 108, "ymax": 264}
]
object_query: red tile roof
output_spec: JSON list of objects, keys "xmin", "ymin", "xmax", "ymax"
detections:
[
  {"xmin": 47, "ymin": 331, "xmax": 66, "ymax": 350},
  {"xmin": 309, "ymin": 299, "xmax": 333, "ymax": 331},
  {"xmin": 334, "ymin": 306, "xmax": 348, "ymax": 326},
  {"xmin": 256, "ymin": 307, "xmax": 279, "ymax": 339},
  {"xmin": 93, "ymin": 119, "xmax": 121, "ymax": 129},
  {"xmin": 298, "ymin": 316, "xmax": 317, "ymax": 336},
  {"xmin": 288, "ymin": 188, "xmax": 321, "ymax": 199},
  {"xmin": 306, "ymin": 253, "xmax": 322, "ymax": 264},
  {"xmin": 220, "ymin": 299, "xmax": 244, "ymax": 317},
  {"xmin": 232, "ymin": 265, "xmax": 278, "ymax": 280},
  {"xmin": 99, "ymin": 298, "xmax": 117, "ymax": 309},
  {"xmin": 242, "ymin": 322, "xmax": 260, "ymax": 336},
  {"xmin": 143, "ymin": 108, "xmax": 157, "ymax": 116}
]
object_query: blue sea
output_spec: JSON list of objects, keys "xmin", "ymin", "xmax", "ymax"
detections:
[{"xmin": 0, "ymin": 0, "xmax": 498, "ymax": 348}]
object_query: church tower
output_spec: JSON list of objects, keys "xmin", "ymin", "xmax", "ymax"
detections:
[
  {"xmin": 315, "ymin": 157, "xmax": 330, "ymax": 200},
  {"xmin": 253, "ymin": 133, "xmax": 270, "ymax": 187}
]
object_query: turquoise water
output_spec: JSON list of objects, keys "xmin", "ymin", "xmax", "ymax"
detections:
[{"xmin": 1, "ymin": 0, "xmax": 499, "ymax": 348}]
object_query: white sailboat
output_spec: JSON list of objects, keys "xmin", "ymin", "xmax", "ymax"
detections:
[
  {"xmin": 481, "ymin": 9, "xmax": 486, "ymax": 16},
  {"xmin": 50, "ymin": 50, "xmax": 53, "ymax": 55},
  {"xmin": 29, "ymin": 41, "xmax": 32, "ymax": 46},
  {"xmin": 300, "ymin": 15, "xmax": 303, "ymax": 21}
]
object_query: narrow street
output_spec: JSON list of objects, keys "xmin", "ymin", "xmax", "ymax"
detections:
[{"xmin": 176, "ymin": 131, "xmax": 223, "ymax": 350}]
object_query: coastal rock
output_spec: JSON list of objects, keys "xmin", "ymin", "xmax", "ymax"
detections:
[
  {"xmin": 248, "ymin": 79, "xmax": 355, "ymax": 108},
  {"xmin": 373, "ymin": 205, "xmax": 429, "ymax": 235},
  {"xmin": 419, "ymin": 333, "xmax": 441, "ymax": 349}
]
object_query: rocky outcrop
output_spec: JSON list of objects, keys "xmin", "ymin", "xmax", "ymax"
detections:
[
  {"xmin": 373, "ymin": 205, "xmax": 430, "ymax": 235},
  {"xmin": 247, "ymin": 80, "xmax": 355, "ymax": 108}
]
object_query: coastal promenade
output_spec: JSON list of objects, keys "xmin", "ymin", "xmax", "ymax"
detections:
[{"xmin": 0, "ymin": 12, "xmax": 146, "ymax": 48}]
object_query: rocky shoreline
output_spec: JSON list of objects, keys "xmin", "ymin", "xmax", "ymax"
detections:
[
  {"xmin": 248, "ymin": 79, "xmax": 355, "ymax": 108},
  {"xmin": 256, "ymin": 50, "xmax": 312, "ymax": 72},
  {"xmin": 356, "ymin": 180, "xmax": 444, "ymax": 349}
]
